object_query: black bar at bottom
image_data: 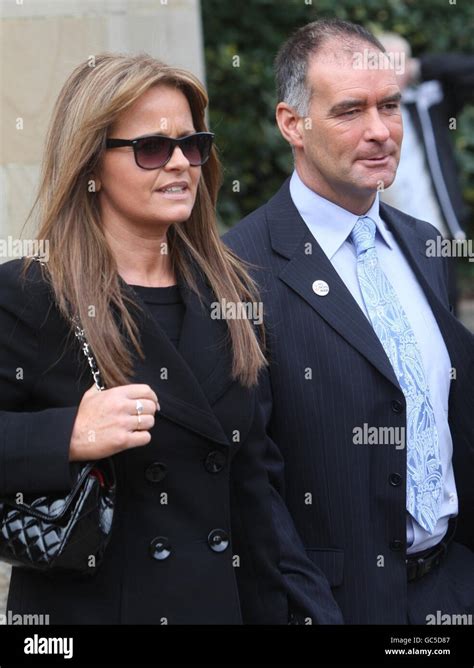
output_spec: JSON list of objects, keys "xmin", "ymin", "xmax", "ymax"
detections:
[{"xmin": 0, "ymin": 624, "xmax": 472, "ymax": 665}]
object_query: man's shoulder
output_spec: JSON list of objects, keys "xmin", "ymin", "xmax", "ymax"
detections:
[
  {"xmin": 380, "ymin": 201, "xmax": 443, "ymax": 242},
  {"xmin": 222, "ymin": 179, "xmax": 292, "ymax": 260},
  {"xmin": 223, "ymin": 201, "xmax": 269, "ymax": 248}
]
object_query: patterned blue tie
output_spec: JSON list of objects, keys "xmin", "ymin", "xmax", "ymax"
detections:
[{"xmin": 350, "ymin": 216, "xmax": 442, "ymax": 534}]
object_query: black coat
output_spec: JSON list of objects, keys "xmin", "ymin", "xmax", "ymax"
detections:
[
  {"xmin": 224, "ymin": 181, "xmax": 474, "ymax": 624},
  {"xmin": 0, "ymin": 257, "xmax": 339, "ymax": 625}
]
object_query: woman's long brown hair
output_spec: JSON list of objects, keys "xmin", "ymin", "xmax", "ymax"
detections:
[{"xmin": 20, "ymin": 52, "xmax": 266, "ymax": 387}]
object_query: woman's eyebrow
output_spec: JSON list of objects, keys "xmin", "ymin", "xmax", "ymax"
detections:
[{"xmin": 133, "ymin": 129, "xmax": 196, "ymax": 139}]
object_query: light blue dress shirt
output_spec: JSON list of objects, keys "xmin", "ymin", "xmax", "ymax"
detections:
[{"xmin": 289, "ymin": 169, "xmax": 458, "ymax": 554}]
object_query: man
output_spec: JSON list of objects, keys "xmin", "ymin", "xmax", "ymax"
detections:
[{"xmin": 224, "ymin": 19, "xmax": 474, "ymax": 624}]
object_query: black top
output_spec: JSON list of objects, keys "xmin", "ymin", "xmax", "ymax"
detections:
[{"xmin": 129, "ymin": 284, "xmax": 184, "ymax": 348}]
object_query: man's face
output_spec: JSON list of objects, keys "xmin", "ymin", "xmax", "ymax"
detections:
[{"xmin": 297, "ymin": 42, "xmax": 403, "ymax": 209}]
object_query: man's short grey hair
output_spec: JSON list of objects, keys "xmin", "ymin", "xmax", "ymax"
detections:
[{"xmin": 275, "ymin": 18, "xmax": 386, "ymax": 117}]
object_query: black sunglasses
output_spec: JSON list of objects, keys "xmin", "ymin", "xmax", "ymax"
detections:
[{"xmin": 105, "ymin": 131, "xmax": 214, "ymax": 169}]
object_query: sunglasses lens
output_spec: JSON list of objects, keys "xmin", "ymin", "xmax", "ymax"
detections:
[
  {"xmin": 181, "ymin": 134, "xmax": 213, "ymax": 166},
  {"xmin": 136, "ymin": 137, "xmax": 170, "ymax": 168},
  {"xmin": 135, "ymin": 134, "xmax": 213, "ymax": 168}
]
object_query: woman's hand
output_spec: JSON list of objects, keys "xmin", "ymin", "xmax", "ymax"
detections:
[{"xmin": 69, "ymin": 384, "xmax": 160, "ymax": 461}]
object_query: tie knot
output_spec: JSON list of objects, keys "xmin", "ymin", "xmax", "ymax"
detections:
[{"xmin": 350, "ymin": 216, "xmax": 376, "ymax": 257}]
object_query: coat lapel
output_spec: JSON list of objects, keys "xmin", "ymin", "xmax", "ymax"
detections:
[
  {"xmin": 117, "ymin": 271, "xmax": 232, "ymax": 447},
  {"xmin": 268, "ymin": 180, "xmax": 401, "ymax": 388},
  {"xmin": 380, "ymin": 202, "xmax": 447, "ymax": 311}
]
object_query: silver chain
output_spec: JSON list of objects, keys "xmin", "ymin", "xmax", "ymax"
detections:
[{"xmin": 31, "ymin": 255, "xmax": 105, "ymax": 392}]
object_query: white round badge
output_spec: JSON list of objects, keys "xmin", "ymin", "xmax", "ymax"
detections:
[{"xmin": 312, "ymin": 280, "xmax": 330, "ymax": 297}]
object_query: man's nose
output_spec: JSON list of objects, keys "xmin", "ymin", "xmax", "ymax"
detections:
[{"xmin": 363, "ymin": 109, "xmax": 391, "ymax": 143}]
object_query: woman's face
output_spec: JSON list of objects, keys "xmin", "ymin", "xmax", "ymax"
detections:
[{"xmin": 96, "ymin": 84, "xmax": 202, "ymax": 232}]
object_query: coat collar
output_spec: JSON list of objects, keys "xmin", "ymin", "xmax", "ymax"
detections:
[
  {"xmin": 117, "ymin": 266, "xmax": 233, "ymax": 446},
  {"xmin": 265, "ymin": 179, "xmax": 453, "ymax": 389}
]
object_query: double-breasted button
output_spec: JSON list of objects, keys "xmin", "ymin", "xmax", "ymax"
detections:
[
  {"xmin": 208, "ymin": 529, "xmax": 229, "ymax": 553},
  {"xmin": 389, "ymin": 473, "xmax": 402, "ymax": 486},
  {"xmin": 204, "ymin": 450, "xmax": 226, "ymax": 474},
  {"xmin": 149, "ymin": 536, "xmax": 171, "ymax": 560},
  {"xmin": 390, "ymin": 539, "xmax": 403, "ymax": 551},
  {"xmin": 145, "ymin": 462, "xmax": 168, "ymax": 483},
  {"xmin": 391, "ymin": 399, "xmax": 404, "ymax": 414}
]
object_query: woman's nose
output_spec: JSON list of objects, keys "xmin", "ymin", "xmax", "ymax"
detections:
[{"xmin": 165, "ymin": 145, "xmax": 190, "ymax": 169}]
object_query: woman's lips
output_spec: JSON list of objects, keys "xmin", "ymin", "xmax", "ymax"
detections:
[{"xmin": 154, "ymin": 186, "xmax": 190, "ymax": 200}]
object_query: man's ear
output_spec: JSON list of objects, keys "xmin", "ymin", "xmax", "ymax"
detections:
[{"xmin": 276, "ymin": 103, "xmax": 305, "ymax": 149}]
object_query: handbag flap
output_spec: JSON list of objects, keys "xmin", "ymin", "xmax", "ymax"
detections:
[{"xmin": 1, "ymin": 462, "xmax": 95, "ymax": 522}]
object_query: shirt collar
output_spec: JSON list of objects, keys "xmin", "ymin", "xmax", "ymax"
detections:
[{"xmin": 289, "ymin": 169, "xmax": 394, "ymax": 259}]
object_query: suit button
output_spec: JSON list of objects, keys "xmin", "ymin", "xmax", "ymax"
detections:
[
  {"xmin": 391, "ymin": 400, "xmax": 404, "ymax": 414},
  {"xmin": 389, "ymin": 473, "xmax": 402, "ymax": 486},
  {"xmin": 390, "ymin": 539, "xmax": 403, "ymax": 551},
  {"xmin": 149, "ymin": 536, "xmax": 171, "ymax": 560},
  {"xmin": 208, "ymin": 529, "xmax": 229, "ymax": 553},
  {"xmin": 204, "ymin": 450, "xmax": 226, "ymax": 474},
  {"xmin": 145, "ymin": 462, "xmax": 168, "ymax": 483}
]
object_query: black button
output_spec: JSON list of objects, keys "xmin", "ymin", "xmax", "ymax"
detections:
[
  {"xmin": 390, "ymin": 539, "xmax": 403, "ymax": 551},
  {"xmin": 149, "ymin": 536, "xmax": 171, "ymax": 560},
  {"xmin": 204, "ymin": 450, "xmax": 226, "ymax": 474},
  {"xmin": 145, "ymin": 462, "xmax": 168, "ymax": 483},
  {"xmin": 389, "ymin": 473, "xmax": 402, "ymax": 486},
  {"xmin": 391, "ymin": 400, "xmax": 404, "ymax": 414},
  {"xmin": 208, "ymin": 529, "xmax": 229, "ymax": 553}
]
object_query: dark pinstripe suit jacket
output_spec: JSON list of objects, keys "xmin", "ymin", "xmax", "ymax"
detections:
[{"xmin": 223, "ymin": 178, "xmax": 474, "ymax": 624}]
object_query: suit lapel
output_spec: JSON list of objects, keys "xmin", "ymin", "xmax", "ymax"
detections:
[
  {"xmin": 381, "ymin": 202, "xmax": 446, "ymax": 309},
  {"xmin": 118, "ymin": 271, "xmax": 232, "ymax": 447},
  {"xmin": 266, "ymin": 181, "xmax": 400, "ymax": 388}
]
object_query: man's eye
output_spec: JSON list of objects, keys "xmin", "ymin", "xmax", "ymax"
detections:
[
  {"xmin": 381, "ymin": 103, "xmax": 400, "ymax": 111},
  {"xmin": 341, "ymin": 109, "xmax": 359, "ymax": 117}
]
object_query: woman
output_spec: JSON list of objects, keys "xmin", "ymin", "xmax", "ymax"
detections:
[{"xmin": 0, "ymin": 53, "xmax": 326, "ymax": 625}]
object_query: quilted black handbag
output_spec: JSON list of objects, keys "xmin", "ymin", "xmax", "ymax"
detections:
[{"xmin": 0, "ymin": 260, "xmax": 116, "ymax": 576}]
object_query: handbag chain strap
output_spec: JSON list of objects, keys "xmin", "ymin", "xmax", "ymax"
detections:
[{"xmin": 31, "ymin": 255, "xmax": 105, "ymax": 392}]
